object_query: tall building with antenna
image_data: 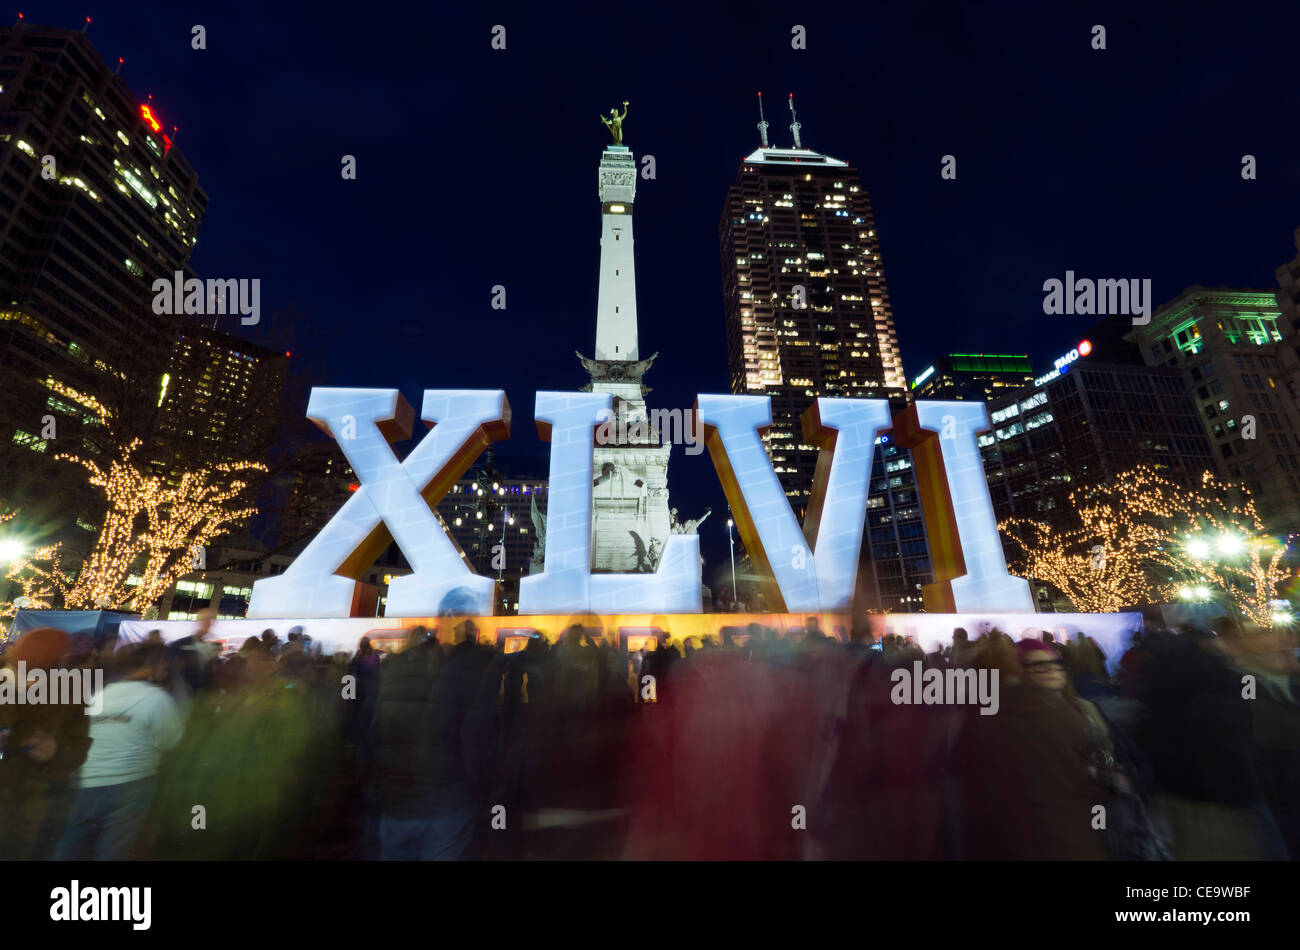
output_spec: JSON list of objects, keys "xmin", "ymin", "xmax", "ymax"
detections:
[{"xmin": 718, "ymin": 94, "xmax": 929, "ymax": 610}]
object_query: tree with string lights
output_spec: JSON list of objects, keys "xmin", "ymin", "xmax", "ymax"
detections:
[
  {"xmin": 1000, "ymin": 464, "xmax": 1296, "ymax": 623},
  {"xmin": 55, "ymin": 438, "xmax": 265, "ymax": 614},
  {"xmin": 1135, "ymin": 469, "xmax": 1294, "ymax": 627},
  {"xmin": 999, "ymin": 490, "xmax": 1164, "ymax": 614},
  {"xmin": 0, "ymin": 511, "xmax": 71, "ymax": 618},
  {"xmin": 1, "ymin": 386, "xmax": 266, "ymax": 616}
]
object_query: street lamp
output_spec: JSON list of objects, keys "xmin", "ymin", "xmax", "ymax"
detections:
[
  {"xmin": 498, "ymin": 505, "xmax": 509, "ymax": 581},
  {"xmin": 1269, "ymin": 599, "xmax": 1293, "ymax": 626},
  {"xmin": 1216, "ymin": 533, "xmax": 1244, "ymax": 556},
  {"xmin": 0, "ymin": 538, "xmax": 23, "ymax": 563},
  {"xmin": 726, "ymin": 517, "xmax": 737, "ymax": 603}
]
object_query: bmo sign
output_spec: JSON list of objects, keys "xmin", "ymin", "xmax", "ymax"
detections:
[{"xmin": 1034, "ymin": 339, "xmax": 1092, "ymax": 387}]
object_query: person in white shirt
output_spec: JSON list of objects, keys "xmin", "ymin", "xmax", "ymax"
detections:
[{"xmin": 53, "ymin": 644, "xmax": 185, "ymax": 860}]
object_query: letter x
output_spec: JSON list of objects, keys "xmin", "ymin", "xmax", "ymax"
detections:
[{"xmin": 248, "ymin": 388, "xmax": 509, "ymax": 618}]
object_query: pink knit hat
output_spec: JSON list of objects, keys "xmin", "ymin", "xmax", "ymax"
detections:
[{"xmin": 1015, "ymin": 637, "xmax": 1060, "ymax": 660}]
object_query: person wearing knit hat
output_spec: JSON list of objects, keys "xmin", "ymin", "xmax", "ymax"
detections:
[
  {"xmin": 0, "ymin": 627, "xmax": 91, "ymax": 859},
  {"xmin": 1016, "ymin": 637, "xmax": 1068, "ymax": 691},
  {"xmin": 959, "ymin": 633, "xmax": 1111, "ymax": 860},
  {"xmin": 9, "ymin": 626, "xmax": 70, "ymax": 672}
]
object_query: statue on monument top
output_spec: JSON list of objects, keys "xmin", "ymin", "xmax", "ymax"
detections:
[{"xmin": 600, "ymin": 101, "xmax": 629, "ymax": 144}]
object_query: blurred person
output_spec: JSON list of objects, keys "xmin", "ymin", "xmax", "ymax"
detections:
[
  {"xmin": 148, "ymin": 638, "xmax": 331, "ymax": 859},
  {"xmin": 1134, "ymin": 627, "xmax": 1287, "ymax": 859},
  {"xmin": 167, "ymin": 608, "xmax": 219, "ymax": 696},
  {"xmin": 53, "ymin": 644, "xmax": 184, "ymax": 860},
  {"xmin": 0, "ymin": 627, "xmax": 92, "ymax": 860},
  {"xmin": 819, "ymin": 630, "xmax": 956, "ymax": 859},
  {"xmin": 1118, "ymin": 630, "xmax": 1148, "ymax": 687},
  {"xmin": 369, "ymin": 625, "xmax": 443, "ymax": 859},
  {"xmin": 959, "ymin": 639, "xmax": 1117, "ymax": 859},
  {"xmin": 1219, "ymin": 625, "xmax": 1300, "ymax": 859},
  {"xmin": 369, "ymin": 620, "xmax": 496, "ymax": 860},
  {"xmin": 949, "ymin": 627, "xmax": 977, "ymax": 668},
  {"xmin": 521, "ymin": 621, "xmax": 627, "ymax": 858}
]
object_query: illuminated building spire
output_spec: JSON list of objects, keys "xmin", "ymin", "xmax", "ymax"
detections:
[
  {"xmin": 788, "ymin": 92, "xmax": 802, "ymax": 149},
  {"xmin": 757, "ymin": 91, "xmax": 769, "ymax": 147}
]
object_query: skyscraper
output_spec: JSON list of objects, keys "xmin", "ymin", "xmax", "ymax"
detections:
[
  {"xmin": 718, "ymin": 98, "xmax": 927, "ymax": 611},
  {"xmin": 0, "ymin": 22, "xmax": 206, "ymax": 528},
  {"xmin": 719, "ymin": 99, "xmax": 906, "ymax": 499}
]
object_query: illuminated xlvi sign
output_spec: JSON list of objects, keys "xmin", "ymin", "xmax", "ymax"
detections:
[{"xmin": 248, "ymin": 388, "xmax": 1033, "ymax": 617}]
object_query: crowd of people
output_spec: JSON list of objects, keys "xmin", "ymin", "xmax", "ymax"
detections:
[{"xmin": 0, "ymin": 608, "xmax": 1296, "ymax": 860}]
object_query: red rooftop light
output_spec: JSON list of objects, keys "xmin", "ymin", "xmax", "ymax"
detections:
[{"xmin": 140, "ymin": 103, "xmax": 161, "ymax": 133}]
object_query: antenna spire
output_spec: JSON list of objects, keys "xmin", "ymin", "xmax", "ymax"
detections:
[
  {"xmin": 756, "ymin": 91, "xmax": 769, "ymax": 148},
  {"xmin": 787, "ymin": 93, "xmax": 802, "ymax": 149}
]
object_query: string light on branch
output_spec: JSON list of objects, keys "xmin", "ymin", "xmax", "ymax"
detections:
[{"xmin": 1000, "ymin": 464, "xmax": 1296, "ymax": 625}]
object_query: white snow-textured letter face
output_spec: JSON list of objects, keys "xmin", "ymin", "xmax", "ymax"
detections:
[
  {"xmin": 518, "ymin": 391, "xmax": 702, "ymax": 616},
  {"xmin": 248, "ymin": 388, "xmax": 509, "ymax": 618},
  {"xmin": 696, "ymin": 394, "xmax": 891, "ymax": 613},
  {"xmin": 900, "ymin": 401, "xmax": 1033, "ymax": 612}
]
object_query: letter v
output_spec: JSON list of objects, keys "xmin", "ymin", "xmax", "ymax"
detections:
[
  {"xmin": 248, "ymin": 388, "xmax": 509, "ymax": 618},
  {"xmin": 695, "ymin": 394, "xmax": 891, "ymax": 612}
]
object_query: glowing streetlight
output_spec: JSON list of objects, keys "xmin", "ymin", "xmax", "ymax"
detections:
[
  {"xmin": 726, "ymin": 517, "xmax": 737, "ymax": 603},
  {"xmin": 0, "ymin": 538, "xmax": 23, "ymax": 563},
  {"xmin": 1216, "ymin": 533, "xmax": 1244, "ymax": 556},
  {"xmin": 1270, "ymin": 599, "xmax": 1293, "ymax": 626},
  {"xmin": 1186, "ymin": 537, "xmax": 1210, "ymax": 559}
]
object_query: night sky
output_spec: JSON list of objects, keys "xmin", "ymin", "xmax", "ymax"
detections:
[{"xmin": 22, "ymin": 1, "xmax": 1300, "ymax": 574}]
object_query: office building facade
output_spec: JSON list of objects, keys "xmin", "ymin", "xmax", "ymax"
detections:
[
  {"xmin": 718, "ymin": 126, "xmax": 928, "ymax": 611},
  {"xmin": 0, "ymin": 22, "xmax": 207, "ymax": 539},
  {"xmin": 911, "ymin": 353, "xmax": 1035, "ymax": 401},
  {"xmin": 1125, "ymin": 287, "xmax": 1300, "ymax": 532}
]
